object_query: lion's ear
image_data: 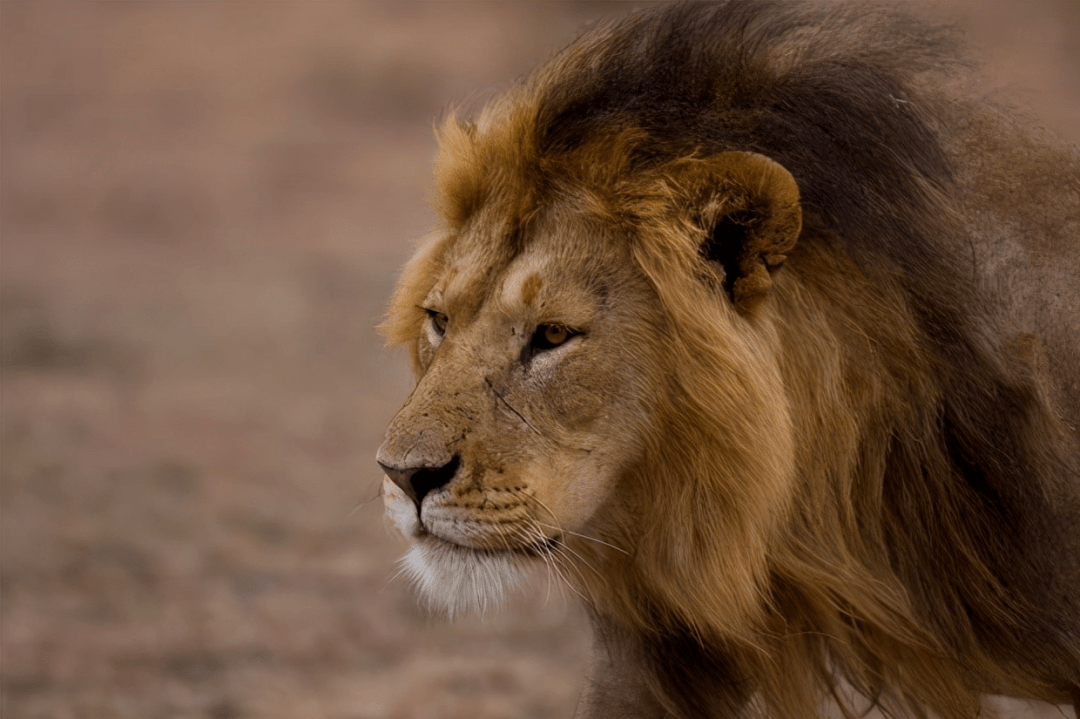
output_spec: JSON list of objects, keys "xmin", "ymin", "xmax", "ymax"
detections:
[{"xmin": 677, "ymin": 151, "xmax": 802, "ymax": 310}]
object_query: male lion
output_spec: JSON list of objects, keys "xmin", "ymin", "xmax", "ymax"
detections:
[{"xmin": 376, "ymin": 2, "xmax": 1080, "ymax": 717}]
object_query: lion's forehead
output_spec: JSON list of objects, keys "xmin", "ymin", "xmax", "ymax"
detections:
[
  {"xmin": 435, "ymin": 236, "xmax": 601, "ymax": 326},
  {"xmin": 429, "ymin": 241, "xmax": 499, "ymax": 309},
  {"xmin": 495, "ymin": 255, "xmax": 549, "ymax": 312},
  {"xmin": 430, "ymin": 245, "xmax": 536, "ymax": 314}
]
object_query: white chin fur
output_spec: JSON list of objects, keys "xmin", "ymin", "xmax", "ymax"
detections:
[{"xmin": 401, "ymin": 540, "xmax": 526, "ymax": 618}]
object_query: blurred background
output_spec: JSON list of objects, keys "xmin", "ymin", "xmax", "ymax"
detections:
[{"xmin": 1, "ymin": 3, "xmax": 1078, "ymax": 718}]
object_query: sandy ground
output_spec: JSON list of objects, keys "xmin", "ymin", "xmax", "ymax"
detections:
[{"xmin": 1, "ymin": 3, "xmax": 1078, "ymax": 718}]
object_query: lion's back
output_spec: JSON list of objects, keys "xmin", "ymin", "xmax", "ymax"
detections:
[{"xmin": 953, "ymin": 112, "xmax": 1080, "ymax": 426}]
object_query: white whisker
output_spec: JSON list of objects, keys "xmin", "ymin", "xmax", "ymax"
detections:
[
  {"xmin": 524, "ymin": 495, "xmax": 630, "ymax": 556},
  {"xmin": 533, "ymin": 520, "xmax": 630, "ymax": 555}
]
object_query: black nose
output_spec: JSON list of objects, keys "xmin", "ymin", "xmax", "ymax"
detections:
[{"xmin": 378, "ymin": 455, "xmax": 461, "ymax": 508}]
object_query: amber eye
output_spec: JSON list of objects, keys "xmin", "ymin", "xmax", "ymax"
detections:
[
  {"xmin": 425, "ymin": 309, "xmax": 448, "ymax": 336},
  {"xmin": 530, "ymin": 324, "xmax": 575, "ymax": 351}
]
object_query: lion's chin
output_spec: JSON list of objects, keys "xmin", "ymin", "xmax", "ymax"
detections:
[{"xmin": 400, "ymin": 537, "xmax": 527, "ymax": 618}]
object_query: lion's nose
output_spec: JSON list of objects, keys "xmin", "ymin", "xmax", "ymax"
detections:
[{"xmin": 378, "ymin": 455, "xmax": 461, "ymax": 508}]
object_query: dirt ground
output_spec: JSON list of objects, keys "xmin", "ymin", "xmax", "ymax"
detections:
[{"xmin": 1, "ymin": 3, "xmax": 1078, "ymax": 718}]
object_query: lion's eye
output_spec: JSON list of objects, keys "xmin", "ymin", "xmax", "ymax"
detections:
[
  {"xmin": 425, "ymin": 309, "xmax": 448, "ymax": 336},
  {"xmin": 530, "ymin": 324, "xmax": 576, "ymax": 351}
]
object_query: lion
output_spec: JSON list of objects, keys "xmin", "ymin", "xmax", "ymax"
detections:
[{"xmin": 376, "ymin": 2, "xmax": 1080, "ymax": 717}]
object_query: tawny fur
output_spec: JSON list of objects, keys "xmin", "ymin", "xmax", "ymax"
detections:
[{"xmin": 379, "ymin": 2, "xmax": 1080, "ymax": 718}]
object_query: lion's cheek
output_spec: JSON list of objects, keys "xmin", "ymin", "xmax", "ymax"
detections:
[
  {"xmin": 522, "ymin": 433, "xmax": 635, "ymax": 534},
  {"xmin": 548, "ymin": 356, "xmax": 633, "ymax": 418},
  {"xmin": 546, "ymin": 467, "xmax": 619, "ymax": 531},
  {"xmin": 545, "ymin": 385, "xmax": 606, "ymax": 430}
]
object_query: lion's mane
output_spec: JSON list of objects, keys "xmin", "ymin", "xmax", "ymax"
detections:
[{"xmin": 411, "ymin": 2, "xmax": 1080, "ymax": 716}]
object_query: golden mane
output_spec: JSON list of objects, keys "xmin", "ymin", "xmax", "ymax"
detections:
[{"xmin": 385, "ymin": 2, "xmax": 1080, "ymax": 717}]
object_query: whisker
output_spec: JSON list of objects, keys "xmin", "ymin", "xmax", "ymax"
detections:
[
  {"xmin": 491, "ymin": 517, "xmax": 512, "ymax": 551},
  {"xmin": 533, "ymin": 521, "xmax": 630, "ymax": 556},
  {"xmin": 524, "ymin": 493, "xmax": 630, "ymax": 557},
  {"xmin": 525, "ymin": 519, "xmax": 583, "ymax": 602},
  {"xmin": 523, "ymin": 493, "xmax": 562, "ymax": 527},
  {"xmin": 347, "ymin": 485, "xmax": 386, "ymax": 518},
  {"xmin": 548, "ymin": 543, "xmax": 593, "ymax": 604},
  {"xmin": 382, "ymin": 561, "xmax": 411, "ymax": 594},
  {"xmin": 516, "ymin": 494, "xmax": 604, "ymax": 603},
  {"xmin": 513, "ymin": 522, "xmax": 558, "ymax": 606},
  {"xmin": 553, "ymin": 538, "xmax": 604, "ymax": 582}
]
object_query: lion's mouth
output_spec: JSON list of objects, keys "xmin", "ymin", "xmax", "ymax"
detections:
[{"xmin": 419, "ymin": 526, "xmax": 561, "ymax": 558}]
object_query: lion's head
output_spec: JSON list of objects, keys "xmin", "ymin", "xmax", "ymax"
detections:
[
  {"xmin": 378, "ymin": 133, "xmax": 804, "ymax": 625},
  {"xmin": 377, "ymin": 3, "xmax": 1080, "ymax": 717}
]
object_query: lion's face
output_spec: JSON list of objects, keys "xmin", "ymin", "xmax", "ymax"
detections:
[
  {"xmin": 377, "ymin": 209, "xmax": 665, "ymax": 614},
  {"xmin": 379, "ymin": 141, "xmax": 804, "ymax": 620}
]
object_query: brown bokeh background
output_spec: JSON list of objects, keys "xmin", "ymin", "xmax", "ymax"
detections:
[{"xmin": 2, "ymin": 3, "xmax": 1078, "ymax": 718}]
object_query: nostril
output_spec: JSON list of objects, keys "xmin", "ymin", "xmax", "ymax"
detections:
[
  {"xmin": 410, "ymin": 455, "xmax": 460, "ymax": 506},
  {"xmin": 378, "ymin": 455, "xmax": 461, "ymax": 509}
]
